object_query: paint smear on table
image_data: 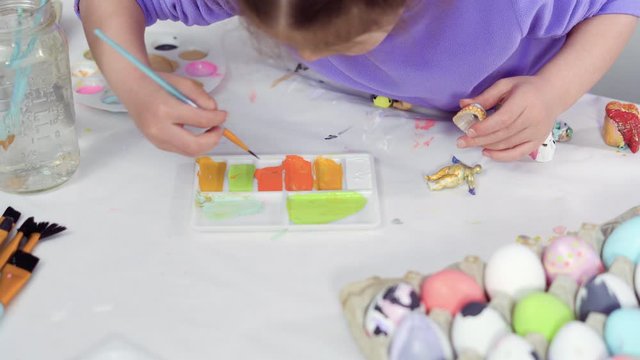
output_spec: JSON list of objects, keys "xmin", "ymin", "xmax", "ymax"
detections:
[
  {"xmin": 196, "ymin": 193, "xmax": 263, "ymax": 220},
  {"xmin": 196, "ymin": 157, "xmax": 227, "ymax": 192},
  {"xmin": 415, "ymin": 118, "xmax": 437, "ymax": 131},
  {"xmin": 314, "ymin": 157, "xmax": 343, "ymax": 190},
  {"xmin": 228, "ymin": 164, "xmax": 255, "ymax": 192},
  {"xmin": 255, "ymin": 165, "xmax": 283, "ymax": 191},
  {"xmin": 287, "ymin": 192, "xmax": 368, "ymax": 224},
  {"xmin": 283, "ymin": 155, "xmax": 314, "ymax": 191}
]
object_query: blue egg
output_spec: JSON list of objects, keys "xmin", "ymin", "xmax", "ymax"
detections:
[
  {"xmin": 602, "ymin": 216, "xmax": 640, "ymax": 267},
  {"xmin": 389, "ymin": 312, "xmax": 453, "ymax": 360},
  {"xmin": 604, "ymin": 308, "xmax": 640, "ymax": 356}
]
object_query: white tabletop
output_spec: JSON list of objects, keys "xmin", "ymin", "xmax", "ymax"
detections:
[{"xmin": 1, "ymin": 2, "xmax": 639, "ymax": 359}]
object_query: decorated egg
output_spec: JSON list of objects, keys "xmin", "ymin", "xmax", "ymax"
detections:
[
  {"xmin": 635, "ymin": 263, "xmax": 639, "ymax": 298},
  {"xmin": 421, "ymin": 269, "xmax": 486, "ymax": 315},
  {"xmin": 604, "ymin": 308, "xmax": 640, "ymax": 357},
  {"xmin": 576, "ymin": 273, "xmax": 638, "ymax": 321},
  {"xmin": 486, "ymin": 334, "xmax": 539, "ymax": 360},
  {"xmin": 548, "ymin": 321, "xmax": 608, "ymax": 360},
  {"xmin": 364, "ymin": 282, "xmax": 420, "ymax": 337},
  {"xmin": 451, "ymin": 302, "xmax": 510, "ymax": 357},
  {"xmin": 602, "ymin": 216, "xmax": 640, "ymax": 267},
  {"xmin": 543, "ymin": 236, "xmax": 604, "ymax": 285},
  {"xmin": 485, "ymin": 243, "xmax": 546, "ymax": 300},
  {"xmin": 389, "ymin": 312, "xmax": 453, "ymax": 360},
  {"xmin": 512, "ymin": 292, "xmax": 574, "ymax": 342}
]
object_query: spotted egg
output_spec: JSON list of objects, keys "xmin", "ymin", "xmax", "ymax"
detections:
[
  {"xmin": 602, "ymin": 216, "xmax": 640, "ymax": 268},
  {"xmin": 604, "ymin": 308, "xmax": 640, "ymax": 357},
  {"xmin": 512, "ymin": 292, "xmax": 574, "ymax": 342},
  {"xmin": 576, "ymin": 273, "xmax": 638, "ymax": 321},
  {"xmin": 485, "ymin": 243, "xmax": 546, "ymax": 300},
  {"xmin": 548, "ymin": 321, "xmax": 608, "ymax": 360},
  {"xmin": 421, "ymin": 269, "xmax": 486, "ymax": 315},
  {"xmin": 543, "ymin": 236, "xmax": 604, "ymax": 285},
  {"xmin": 389, "ymin": 312, "xmax": 454, "ymax": 360},
  {"xmin": 451, "ymin": 302, "xmax": 511, "ymax": 357},
  {"xmin": 364, "ymin": 282, "xmax": 420, "ymax": 337},
  {"xmin": 486, "ymin": 334, "xmax": 539, "ymax": 360}
]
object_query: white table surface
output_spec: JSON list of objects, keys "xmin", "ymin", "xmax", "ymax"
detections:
[{"xmin": 1, "ymin": 1, "xmax": 640, "ymax": 359}]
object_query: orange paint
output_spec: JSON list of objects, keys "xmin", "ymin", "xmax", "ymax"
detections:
[
  {"xmin": 314, "ymin": 157, "xmax": 343, "ymax": 190},
  {"xmin": 283, "ymin": 155, "xmax": 314, "ymax": 191},
  {"xmin": 255, "ymin": 165, "xmax": 283, "ymax": 191},
  {"xmin": 196, "ymin": 157, "xmax": 227, "ymax": 192}
]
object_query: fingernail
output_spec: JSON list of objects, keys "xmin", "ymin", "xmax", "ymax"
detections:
[
  {"xmin": 467, "ymin": 128, "xmax": 477, "ymax": 137},
  {"xmin": 457, "ymin": 139, "xmax": 466, "ymax": 148}
]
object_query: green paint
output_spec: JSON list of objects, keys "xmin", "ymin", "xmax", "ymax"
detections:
[
  {"xmin": 196, "ymin": 193, "xmax": 263, "ymax": 220},
  {"xmin": 228, "ymin": 164, "xmax": 255, "ymax": 192},
  {"xmin": 287, "ymin": 192, "xmax": 368, "ymax": 225},
  {"xmin": 513, "ymin": 292, "xmax": 574, "ymax": 342}
]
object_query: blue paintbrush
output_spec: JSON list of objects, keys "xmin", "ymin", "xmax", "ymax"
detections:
[{"xmin": 93, "ymin": 29, "xmax": 259, "ymax": 159}]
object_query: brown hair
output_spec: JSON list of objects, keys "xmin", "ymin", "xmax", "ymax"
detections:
[{"xmin": 237, "ymin": 0, "xmax": 408, "ymax": 52}]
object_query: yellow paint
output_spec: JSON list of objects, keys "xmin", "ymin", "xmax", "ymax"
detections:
[
  {"xmin": 314, "ymin": 157, "xmax": 343, "ymax": 190},
  {"xmin": 196, "ymin": 157, "xmax": 227, "ymax": 192}
]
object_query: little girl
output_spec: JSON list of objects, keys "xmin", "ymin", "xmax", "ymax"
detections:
[{"xmin": 76, "ymin": 0, "xmax": 639, "ymax": 161}]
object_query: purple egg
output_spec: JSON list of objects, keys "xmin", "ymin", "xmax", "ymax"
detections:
[{"xmin": 389, "ymin": 312, "xmax": 453, "ymax": 360}]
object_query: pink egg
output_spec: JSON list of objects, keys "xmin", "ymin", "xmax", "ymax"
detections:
[
  {"xmin": 421, "ymin": 269, "xmax": 486, "ymax": 315},
  {"xmin": 185, "ymin": 61, "xmax": 219, "ymax": 77},
  {"xmin": 542, "ymin": 236, "xmax": 604, "ymax": 285}
]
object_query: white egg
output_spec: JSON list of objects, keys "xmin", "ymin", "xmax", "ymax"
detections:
[
  {"xmin": 548, "ymin": 321, "xmax": 608, "ymax": 360},
  {"xmin": 487, "ymin": 333, "xmax": 538, "ymax": 360},
  {"xmin": 485, "ymin": 244, "xmax": 546, "ymax": 300},
  {"xmin": 452, "ymin": 302, "xmax": 511, "ymax": 357}
]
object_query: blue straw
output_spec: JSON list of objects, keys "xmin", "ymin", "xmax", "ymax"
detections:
[{"xmin": 93, "ymin": 29, "xmax": 199, "ymax": 108}]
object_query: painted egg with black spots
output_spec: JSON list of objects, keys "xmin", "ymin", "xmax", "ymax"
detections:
[
  {"xmin": 389, "ymin": 312, "xmax": 454, "ymax": 360},
  {"xmin": 451, "ymin": 302, "xmax": 511, "ymax": 357},
  {"xmin": 486, "ymin": 333, "xmax": 539, "ymax": 360},
  {"xmin": 548, "ymin": 321, "xmax": 608, "ymax": 360},
  {"xmin": 575, "ymin": 273, "xmax": 638, "ymax": 321},
  {"xmin": 364, "ymin": 282, "xmax": 421, "ymax": 337},
  {"xmin": 485, "ymin": 244, "xmax": 546, "ymax": 300},
  {"xmin": 421, "ymin": 269, "xmax": 486, "ymax": 315}
]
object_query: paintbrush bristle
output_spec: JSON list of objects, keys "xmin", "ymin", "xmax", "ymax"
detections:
[
  {"xmin": 2, "ymin": 207, "xmax": 20, "ymax": 223},
  {"xmin": 9, "ymin": 251, "xmax": 39, "ymax": 272},
  {"xmin": 35, "ymin": 221, "xmax": 49, "ymax": 235},
  {"xmin": 40, "ymin": 223, "xmax": 66, "ymax": 240},
  {"xmin": 248, "ymin": 150, "xmax": 260, "ymax": 160},
  {"xmin": 18, "ymin": 217, "xmax": 36, "ymax": 237}
]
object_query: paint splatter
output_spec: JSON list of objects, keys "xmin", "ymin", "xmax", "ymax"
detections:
[
  {"xmin": 415, "ymin": 119, "xmax": 437, "ymax": 131},
  {"xmin": 249, "ymin": 90, "xmax": 257, "ymax": 103},
  {"xmin": 325, "ymin": 135, "xmax": 338, "ymax": 140},
  {"xmin": 324, "ymin": 126, "xmax": 352, "ymax": 141},
  {"xmin": 413, "ymin": 136, "xmax": 435, "ymax": 149}
]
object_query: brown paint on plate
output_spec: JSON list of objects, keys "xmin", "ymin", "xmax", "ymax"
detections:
[
  {"xmin": 149, "ymin": 54, "xmax": 179, "ymax": 73},
  {"xmin": 83, "ymin": 50, "xmax": 94, "ymax": 61},
  {"xmin": 179, "ymin": 50, "xmax": 208, "ymax": 61}
]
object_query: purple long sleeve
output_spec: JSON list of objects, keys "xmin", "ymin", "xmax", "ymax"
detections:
[{"xmin": 76, "ymin": 0, "xmax": 640, "ymax": 110}]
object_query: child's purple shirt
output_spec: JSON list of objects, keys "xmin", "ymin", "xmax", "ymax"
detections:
[{"xmin": 76, "ymin": 0, "xmax": 640, "ymax": 110}]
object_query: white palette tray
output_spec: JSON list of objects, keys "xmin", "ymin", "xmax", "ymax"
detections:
[{"xmin": 191, "ymin": 153, "xmax": 381, "ymax": 232}]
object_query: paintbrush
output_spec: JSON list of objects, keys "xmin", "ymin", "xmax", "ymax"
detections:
[
  {"xmin": 93, "ymin": 29, "xmax": 260, "ymax": 159},
  {"xmin": 20, "ymin": 221, "xmax": 66, "ymax": 253},
  {"xmin": 0, "ymin": 217, "xmax": 35, "ymax": 269},
  {"xmin": 0, "ymin": 250, "xmax": 40, "ymax": 315},
  {"xmin": 0, "ymin": 207, "xmax": 21, "ymax": 248}
]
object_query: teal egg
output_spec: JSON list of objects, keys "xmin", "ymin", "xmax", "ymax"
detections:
[
  {"xmin": 602, "ymin": 217, "xmax": 640, "ymax": 267},
  {"xmin": 604, "ymin": 308, "xmax": 640, "ymax": 356}
]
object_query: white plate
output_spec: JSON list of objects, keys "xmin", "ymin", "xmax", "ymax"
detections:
[
  {"xmin": 72, "ymin": 31, "xmax": 227, "ymax": 112},
  {"xmin": 191, "ymin": 153, "xmax": 381, "ymax": 232}
]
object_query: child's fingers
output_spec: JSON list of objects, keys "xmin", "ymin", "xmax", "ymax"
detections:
[
  {"xmin": 163, "ymin": 125, "xmax": 224, "ymax": 157},
  {"xmin": 460, "ymin": 78, "xmax": 514, "ymax": 109},
  {"xmin": 175, "ymin": 105, "xmax": 227, "ymax": 129},
  {"xmin": 458, "ymin": 117, "xmax": 527, "ymax": 148},
  {"xmin": 482, "ymin": 141, "xmax": 538, "ymax": 162},
  {"xmin": 481, "ymin": 130, "xmax": 533, "ymax": 151},
  {"xmin": 160, "ymin": 73, "xmax": 218, "ymax": 110},
  {"xmin": 469, "ymin": 96, "xmax": 525, "ymax": 137}
]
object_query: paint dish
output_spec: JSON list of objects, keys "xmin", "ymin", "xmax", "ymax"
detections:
[
  {"xmin": 192, "ymin": 153, "xmax": 380, "ymax": 231},
  {"xmin": 73, "ymin": 31, "xmax": 226, "ymax": 113},
  {"xmin": 185, "ymin": 61, "xmax": 220, "ymax": 77},
  {"xmin": 74, "ymin": 78, "xmax": 106, "ymax": 95},
  {"xmin": 179, "ymin": 50, "xmax": 208, "ymax": 61}
]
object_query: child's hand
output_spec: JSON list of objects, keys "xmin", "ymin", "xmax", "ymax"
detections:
[
  {"xmin": 121, "ymin": 72, "xmax": 227, "ymax": 157},
  {"xmin": 456, "ymin": 76, "xmax": 560, "ymax": 161}
]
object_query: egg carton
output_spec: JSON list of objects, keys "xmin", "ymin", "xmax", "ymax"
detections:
[{"xmin": 340, "ymin": 206, "xmax": 640, "ymax": 360}]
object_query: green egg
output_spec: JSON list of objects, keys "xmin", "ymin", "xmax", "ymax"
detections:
[{"xmin": 512, "ymin": 292, "xmax": 574, "ymax": 342}]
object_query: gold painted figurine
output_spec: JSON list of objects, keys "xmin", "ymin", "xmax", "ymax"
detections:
[{"xmin": 425, "ymin": 156, "xmax": 482, "ymax": 195}]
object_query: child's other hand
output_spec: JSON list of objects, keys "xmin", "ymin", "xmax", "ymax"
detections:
[
  {"xmin": 456, "ymin": 76, "xmax": 560, "ymax": 162},
  {"xmin": 123, "ymin": 73, "xmax": 227, "ymax": 157}
]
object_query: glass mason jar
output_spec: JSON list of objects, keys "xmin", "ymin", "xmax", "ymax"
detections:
[{"xmin": 0, "ymin": 0, "xmax": 80, "ymax": 193}]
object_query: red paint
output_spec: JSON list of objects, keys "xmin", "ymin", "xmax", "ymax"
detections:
[
  {"xmin": 415, "ymin": 118, "xmax": 437, "ymax": 131},
  {"xmin": 283, "ymin": 155, "xmax": 314, "ymax": 191},
  {"xmin": 255, "ymin": 165, "xmax": 283, "ymax": 191},
  {"xmin": 607, "ymin": 106, "xmax": 640, "ymax": 153}
]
